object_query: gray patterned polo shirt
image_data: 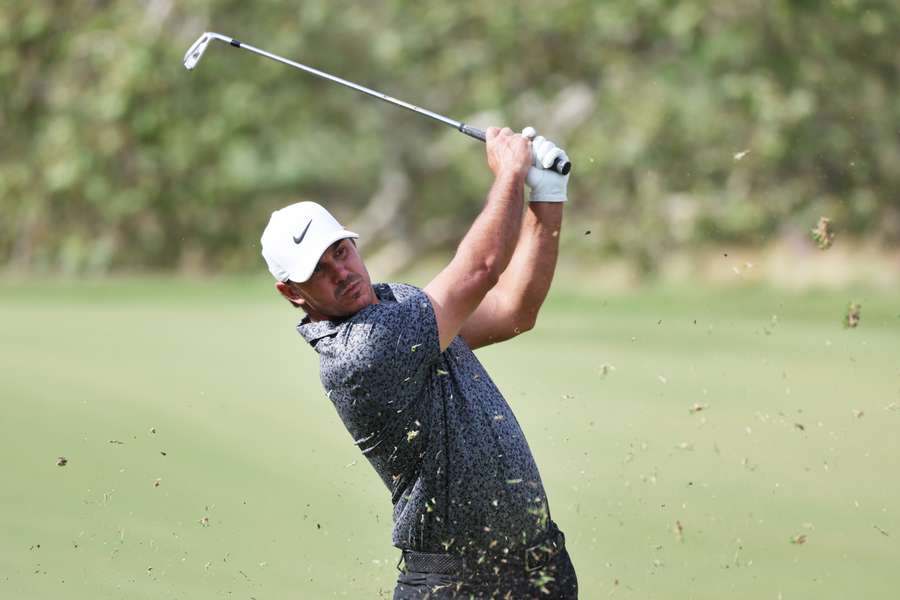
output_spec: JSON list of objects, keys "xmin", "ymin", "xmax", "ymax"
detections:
[{"xmin": 298, "ymin": 282, "xmax": 553, "ymax": 555}]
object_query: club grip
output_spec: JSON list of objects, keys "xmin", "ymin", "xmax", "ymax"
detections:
[
  {"xmin": 460, "ymin": 124, "xmax": 487, "ymax": 142},
  {"xmin": 459, "ymin": 124, "xmax": 572, "ymax": 175}
]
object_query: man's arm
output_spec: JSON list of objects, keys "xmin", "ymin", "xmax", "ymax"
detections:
[
  {"xmin": 458, "ymin": 202, "xmax": 562, "ymax": 349},
  {"xmin": 423, "ymin": 127, "xmax": 531, "ymax": 352},
  {"xmin": 459, "ymin": 132, "xmax": 570, "ymax": 349}
]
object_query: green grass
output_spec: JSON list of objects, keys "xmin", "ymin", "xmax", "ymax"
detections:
[{"xmin": 1, "ymin": 276, "xmax": 898, "ymax": 599}]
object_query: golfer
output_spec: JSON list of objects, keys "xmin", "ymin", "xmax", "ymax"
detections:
[{"xmin": 261, "ymin": 127, "xmax": 577, "ymax": 598}]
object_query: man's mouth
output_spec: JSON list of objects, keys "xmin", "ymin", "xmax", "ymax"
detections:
[{"xmin": 338, "ymin": 277, "xmax": 360, "ymax": 299}]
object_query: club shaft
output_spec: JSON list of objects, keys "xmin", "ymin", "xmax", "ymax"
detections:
[
  {"xmin": 194, "ymin": 35, "xmax": 570, "ymax": 174},
  {"xmin": 233, "ymin": 39, "xmax": 463, "ymax": 130}
]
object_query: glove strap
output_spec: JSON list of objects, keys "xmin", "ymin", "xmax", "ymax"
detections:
[{"xmin": 528, "ymin": 195, "xmax": 567, "ymax": 203}]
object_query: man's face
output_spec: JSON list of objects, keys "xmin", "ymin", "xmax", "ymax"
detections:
[{"xmin": 278, "ymin": 239, "xmax": 377, "ymax": 320}]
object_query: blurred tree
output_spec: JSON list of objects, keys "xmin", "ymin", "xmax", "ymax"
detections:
[{"xmin": 1, "ymin": 0, "xmax": 898, "ymax": 275}]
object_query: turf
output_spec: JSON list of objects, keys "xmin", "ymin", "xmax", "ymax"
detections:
[{"xmin": 1, "ymin": 277, "xmax": 898, "ymax": 599}]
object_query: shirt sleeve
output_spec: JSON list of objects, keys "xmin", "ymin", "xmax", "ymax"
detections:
[
  {"xmin": 320, "ymin": 286, "xmax": 441, "ymax": 429},
  {"xmin": 357, "ymin": 287, "xmax": 440, "ymax": 378}
]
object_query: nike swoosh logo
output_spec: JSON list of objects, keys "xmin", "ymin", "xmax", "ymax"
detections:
[{"xmin": 293, "ymin": 220, "xmax": 312, "ymax": 245}]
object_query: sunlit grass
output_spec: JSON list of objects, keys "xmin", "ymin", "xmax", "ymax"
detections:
[{"xmin": 1, "ymin": 277, "xmax": 898, "ymax": 598}]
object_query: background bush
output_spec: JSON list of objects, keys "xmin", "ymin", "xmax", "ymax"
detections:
[{"xmin": 3, "ymin": 0, "xmax": 898, "ymax": 275}]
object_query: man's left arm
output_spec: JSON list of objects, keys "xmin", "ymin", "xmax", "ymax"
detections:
[{"xmin": 459, "ymin": 131, "xmax": 569, "ymax": 349}]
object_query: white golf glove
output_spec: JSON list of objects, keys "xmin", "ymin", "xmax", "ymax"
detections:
[{"xmin": 522, "ymin": 126, "xmax": 569, "ymax": 202}]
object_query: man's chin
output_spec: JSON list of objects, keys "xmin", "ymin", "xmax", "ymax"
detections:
[
  {"xmin": 347, "ymin": 288, "xmax": 376, "ymax": 312},
  {"xmin": 327, "ymin": 289, "xmax": 375, "ymax": 319}
]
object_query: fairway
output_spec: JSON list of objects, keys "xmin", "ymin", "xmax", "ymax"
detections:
[{"xmin": 1, "ymin": 277, "xmax": 898, "ymax": 599}]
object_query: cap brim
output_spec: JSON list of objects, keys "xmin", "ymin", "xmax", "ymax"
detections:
[{"xmin": 287, "ymin": 230, "xmax": 359, "ymax": 283}]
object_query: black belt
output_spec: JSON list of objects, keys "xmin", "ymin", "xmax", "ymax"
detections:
[{"xmin": 398, "ymin": 525, "xmax": 566, "ymax": 576}]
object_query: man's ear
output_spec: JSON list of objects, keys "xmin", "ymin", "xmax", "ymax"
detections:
[{"xmin": 275, "ymin": 281, "xmax": 305, "ymax": 308}]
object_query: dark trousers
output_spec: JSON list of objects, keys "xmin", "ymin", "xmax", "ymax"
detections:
[{"xmin": 392, "ymin": 541, "xmax": 578, "ymax": 599}]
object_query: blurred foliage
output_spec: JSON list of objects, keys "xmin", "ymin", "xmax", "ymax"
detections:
[{"xmin": 2, "ymin": 0, "xmax": 899, "ymax": 275}]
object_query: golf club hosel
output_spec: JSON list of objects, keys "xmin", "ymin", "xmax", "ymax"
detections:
[{"xmin": 460, "ymin": 124, "xmax": 572, "ymax": 176}]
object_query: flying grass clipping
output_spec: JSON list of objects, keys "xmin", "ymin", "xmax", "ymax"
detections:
[
  {"xmin": 811, "ymin": 216, "xmax": 835, "ymax": 250},
  {"xmin": 844, "ymin": 302, "xmax": 861, "ymax": 328}
]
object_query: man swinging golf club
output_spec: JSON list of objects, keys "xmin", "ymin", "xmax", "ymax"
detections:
[{"xmin": 261, "ymin": 126, "xmax": 577, "ymax": 598}]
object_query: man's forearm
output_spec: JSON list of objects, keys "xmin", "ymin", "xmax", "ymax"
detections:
[
  {"xmin": 455, "ymin": 171, "xmax": 525, "ymax": 280},
  {"xmin": 423, "ymin": 127, "xmax": 536, "ymax": 351},
  {"xmin": 492, "ymin": 201, "xmax": 563, "ymax": 323}
]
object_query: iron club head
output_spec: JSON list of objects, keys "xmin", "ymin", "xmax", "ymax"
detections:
[{"xmin": 183, "ymin": 32, "xmax": 233, "ymax": 70}]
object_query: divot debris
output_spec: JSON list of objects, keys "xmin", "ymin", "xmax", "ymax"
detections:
[
  {"xmin": 844, "ymin": 302, "xmax": 861, "ymax": 328},
  {"xmin": 811, "ymin": 216, "xmax": 835, "ymax": 250}
]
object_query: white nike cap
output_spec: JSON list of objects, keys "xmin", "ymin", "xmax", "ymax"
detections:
[{"xmin": 260, "ymin": 202, "xmax": 359, "ymax": 282}]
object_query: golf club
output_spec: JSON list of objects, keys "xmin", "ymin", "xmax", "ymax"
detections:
[{"xmin": 183, "ymin": 32, "xmax": 572, "ymax": 175}]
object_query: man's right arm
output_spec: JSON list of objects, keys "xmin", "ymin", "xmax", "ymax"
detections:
[{"xmin": 423, "ymin": 127, "xmax": 532, "ymax": 351}]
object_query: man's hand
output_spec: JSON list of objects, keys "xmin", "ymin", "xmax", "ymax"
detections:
[
  {"xmin": 485, "ymin": 127, "xmax": 533, "ymax": 180},
  {"xmin": 521, "ymin": 127, "xmax": 569, "ymax": 203}
]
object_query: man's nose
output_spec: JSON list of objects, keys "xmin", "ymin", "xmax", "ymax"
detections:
[{"xmin": 330, "ymin": 264, "xmax": 352, "ymax": 284}]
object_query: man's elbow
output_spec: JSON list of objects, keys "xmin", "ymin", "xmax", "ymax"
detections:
[{"xmin": 511, "ymin": 309, "xmax": 539, "ymax": 336}]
